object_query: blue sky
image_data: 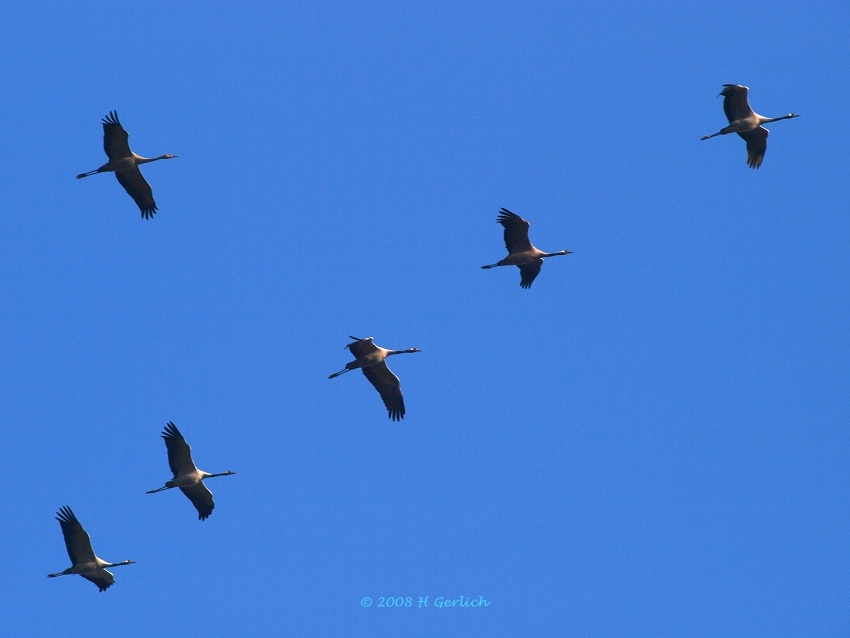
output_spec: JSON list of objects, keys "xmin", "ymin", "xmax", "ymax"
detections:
[{"xmin": 1, "ymin": 1, "xmax": 849, "ymax": 636}]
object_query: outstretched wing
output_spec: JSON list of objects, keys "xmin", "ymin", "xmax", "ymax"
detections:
[
  {"xmin": 497, "ymin": 208, "xmax": 533, "ymax": 254},
  {"xmin": 161, "ymin": 422, "xmax": 198, "ymax": 478},
  {"xmin": 102, "ymin": 111, "xmax": 132, "ymax": 160},
  {"xmin": 180, "ymin": 482, "xmax": 215, "ymax": 520},
  {"xmin": 738, "ymin": 126, "xmax": 768, "ymax": 169},
  {"xmin": 518, "ymin": 258, "xmax": 543, "ymax": 289},
  {"xmin": 56, "ymin": 506, "xmax": 96, "ymax": 566},
  {"xmin": 361, "ymin": 361, "xmax": 405, "ymax": 421},
  {"xmin": 346, "ymin": 336, "xmax": 379, "ymax": 359},
  {"xmin": 720, "ymin": 85, "xmax": 754, "ymax": 123},
  {"xmin": 82, "ymin": 569, "xmax": 115, "ymax": 592},
  {"xmin": 114, "ymin": 167, "xmax": 158, "ymax": 219}
]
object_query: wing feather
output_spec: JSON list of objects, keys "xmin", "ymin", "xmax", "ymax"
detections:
[
  {"xmin": 361, "ymin": 361, "xmax": 405, "ymax": 421},
  {"xmin": 720, "ymin": 85, "xmax": 755, "ymax": 123},
  {"xmin": 180, "ymin": 482, "xmax": 215, "ymax": 520},
  {"xmin": 114, "ymin": 168, "xmax": 157, "ymax": 219},
  {"xmin": 56, "ymin": 506, "xmax": 96, "ymax": 566},
  {"xmin": 102, "ymin": 111, "xmax": 132, "ymax": 160},
  {"xmin": 346, "ymin": 337, "xmax": 379, "ymax": 359},
  {"xmin": 82, "ymin": 569, "xmax": 115, "ymax": 592},
  {"xmin": 497, "ymin": 208, "xmax": 533, "ymax": 254},
  {"xmin": 161, "ymin": 422, "xmax": 197, "ymax": 477},
  {"xmin": 518, "ymin": 259, "xmax": 543, "ymax": 289},
  {"xmin": 738, "ymin": 126, "xmax": 768, "ymax": 169}
]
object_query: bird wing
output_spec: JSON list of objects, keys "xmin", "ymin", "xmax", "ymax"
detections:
[
  {"xmin": 361, "ymin": 361, "xmax": 405, "ymax": 421},
  {"xmin": 101, "ymin": 111, "xmax": 132, "ymax": 160},
  {"xmin": 161, "ymin": 422, "xmax": 198, "ymax": 477},
  {"xmin": 346, "ymin": 337, "xmax": 379, "ymax": 359},
  {"xmin": 114, "ymin": 168, "xmax": 158, "ymax": 219},
  {"xmin": 720, "ymin": 85, "xmax": 755, "ymax": 123},
  {"xmin": 82, "ymin": 569, "xmax": 115, "ymax": 592},
  {"xmin": 497, "ymin": 208, "xmax": 533, "ymax": 254},
  {"xmin": 518, "ymin": 258, "xmax": 543, "ymax": 289},
  {"xmin": 56, "ymin": 506, "xmax": 97, "ymax": 566},
  {"xmin": 737, "ymin": 126, "xmax": 768, "ymax": 169},
  {"xmin": 180, "ymin": 482, "xmax": 215, "ymax": 520}
]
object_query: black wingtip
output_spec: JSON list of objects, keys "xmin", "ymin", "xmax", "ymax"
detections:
[
  {"xmin": 162, "ymin": 421, "xmax": 181, "ymax": 438},
  {"xmin": 102, "ymin": 110, "xmax": 121, "ymax": 126},
  {"xmin": 56, "ymin": 505, "xmax": 76, "ymax": 523}
]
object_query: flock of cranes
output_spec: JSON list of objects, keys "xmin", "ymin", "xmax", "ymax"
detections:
[{"xmin": 51, "ymin": 84, "xmax": 800, "ymax": 592}]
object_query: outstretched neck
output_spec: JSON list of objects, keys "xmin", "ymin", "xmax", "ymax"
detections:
[
  {"xmin": 388, "ymin": 348, "xmax": 420, "ymax": 356},
  {"xmin": 205, "ymin": 471, "xmax": 236, "ymax": 479},
  {"xmin": 542, "ymin": 250, "xmax": 573, "ymax": 258},
  {"xmin": 137, "ymin": 154, "xmax": 175, "ymax": 165},
  {"xmin": 762, "ymin": 113, "xmax": 800, "ymax": 124},
  {"xmin": 107, "ymin": 560, "xmax": 134, "ymax": 568}
]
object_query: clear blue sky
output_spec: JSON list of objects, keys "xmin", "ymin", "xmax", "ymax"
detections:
[{"xmin": 1, "ymin": 2, "xmax": 848, "ymax": 636}]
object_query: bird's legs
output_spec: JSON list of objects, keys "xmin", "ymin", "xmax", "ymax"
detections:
[
  {"xmin": 329, "ymin": 367, "xmax": 353, "ymax": 379},
  {"xmin": 145, "ymin": 485, "xmax": 172, "ymax": 494}
]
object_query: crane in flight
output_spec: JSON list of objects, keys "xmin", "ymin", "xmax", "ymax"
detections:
[
  {"xmin": 77, "ymin": 111, "xmax": 177, "ymax": 218},
  {"xmin": 47, "ymin": 506, "xmax": 135, "ymax": 592},
  {"xmin": 701, "ymin": 85, "xmax": 799, "ymax": 169},
  {"xmin": 329, "ymin": 336, "xmax": 421, "ymax": 421},
  {"xmin": 481, "ymin": 208, "xmax": 572, "ymax": 288},
  {"xmin": 146, "ymin": 422, "xmax": 236, "ymax": 520}
]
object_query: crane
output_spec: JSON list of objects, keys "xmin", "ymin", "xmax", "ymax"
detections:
[
  {"xmin": 76, "ymin": 111, "xmax": 177, "ymax": 218},
  {"xmin": 701, "ymin": 85, "xmax": 800, "ymax": 169},
  {"xmin": 47, "ymin": 506, "xmax": 135, "ymax": 592},
  {"xmin": 329, "ymin": 336, "xmax": 421, "ymax": 421},
  {"xmin": 146, "ymin": 422, "xmax": 236, "ymax": 520},
  {"xmin": 481, "ymin": 208, "xmax": 572, "ymax": 288}
]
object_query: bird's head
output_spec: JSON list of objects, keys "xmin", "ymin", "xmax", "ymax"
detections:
[
  {"xmin": 223, "ymin": 471, "xmax": 237, "ymax": 476},
  {"xmin": 787, "ymin": 113, "xmax": 801, "ymax": 119},
  {"xmin": 120, "ymin": 560, "xmax": 136, "ymax": 565},
  {"xmin": 407, "ymin": 348, "xmax": 422, "ymax": 353},
  {"xmin": 164, "ymin": 154, "xmax": 178, "ymax": 159},
  {"xmin": 562, "ymin": 250, "xmax": 574, "ymax": 255}
]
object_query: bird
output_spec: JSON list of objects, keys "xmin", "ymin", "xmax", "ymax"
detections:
[
  {"xmin": 146, "ymin": 422, "xmax": 236, "ymax": 520},
  {"xmin": 481, "ymin": 208, "xmax": 572, "ymax": 288},
  {"xmin": 76, "ymin": 111, "xmax": 177, "ymax": 218},
  {"xmin": 701, "ymin": 85, "xmax": 800, "ymax": 169},
  {"xmin": 47, "ymin": 506, "xmax": 135, "ymax": 592},
  {"xmin": 329, "ymin": 336, "xmax": 421, "ymax": 421}
]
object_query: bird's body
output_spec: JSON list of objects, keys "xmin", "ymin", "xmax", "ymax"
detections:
[
  {"xmin": 701, "ymin": 85, "xmax": 800, "ymax": 169},
  {"xmin": 47, "ymin": 506, "xmax": 135, "ymax": 592},
  {"xmin": 146, "ymin": 422, "xmax": 236, "ymax": 520},
  {"xmin": 77, "ymin": 111, "xmax": 177, "ymax": 218},
  {"xmin": 481, "ymin": 208, "xmax": 572, "ymax": 288},
  {"xmin": 329, "ymin": 336, "xmax": 421, "ymax": 421}
]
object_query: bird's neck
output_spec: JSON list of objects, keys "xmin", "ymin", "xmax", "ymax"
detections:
[
  {"xmin": 136, "ymin": 155, "xmax": 167, "ymax": 165},
  {"xmin": 761, "ymin": 114, "xmax": 796, "ymax": 124},
  {"xmin": 542, "ymin": 250, "xmax": 572, "ymax": 258}
]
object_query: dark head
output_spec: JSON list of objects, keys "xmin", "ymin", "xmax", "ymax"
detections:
[
  {"xmin": 119, "ymin": 560, "xmax": 136, "ymax": 566},
  {"xmin": 164, "ymin": 154, "xmax": 178, "ymax": 159},
  {"xmin": 406, "ymin": 348, "xmax": 422, "ymax": 353}
]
